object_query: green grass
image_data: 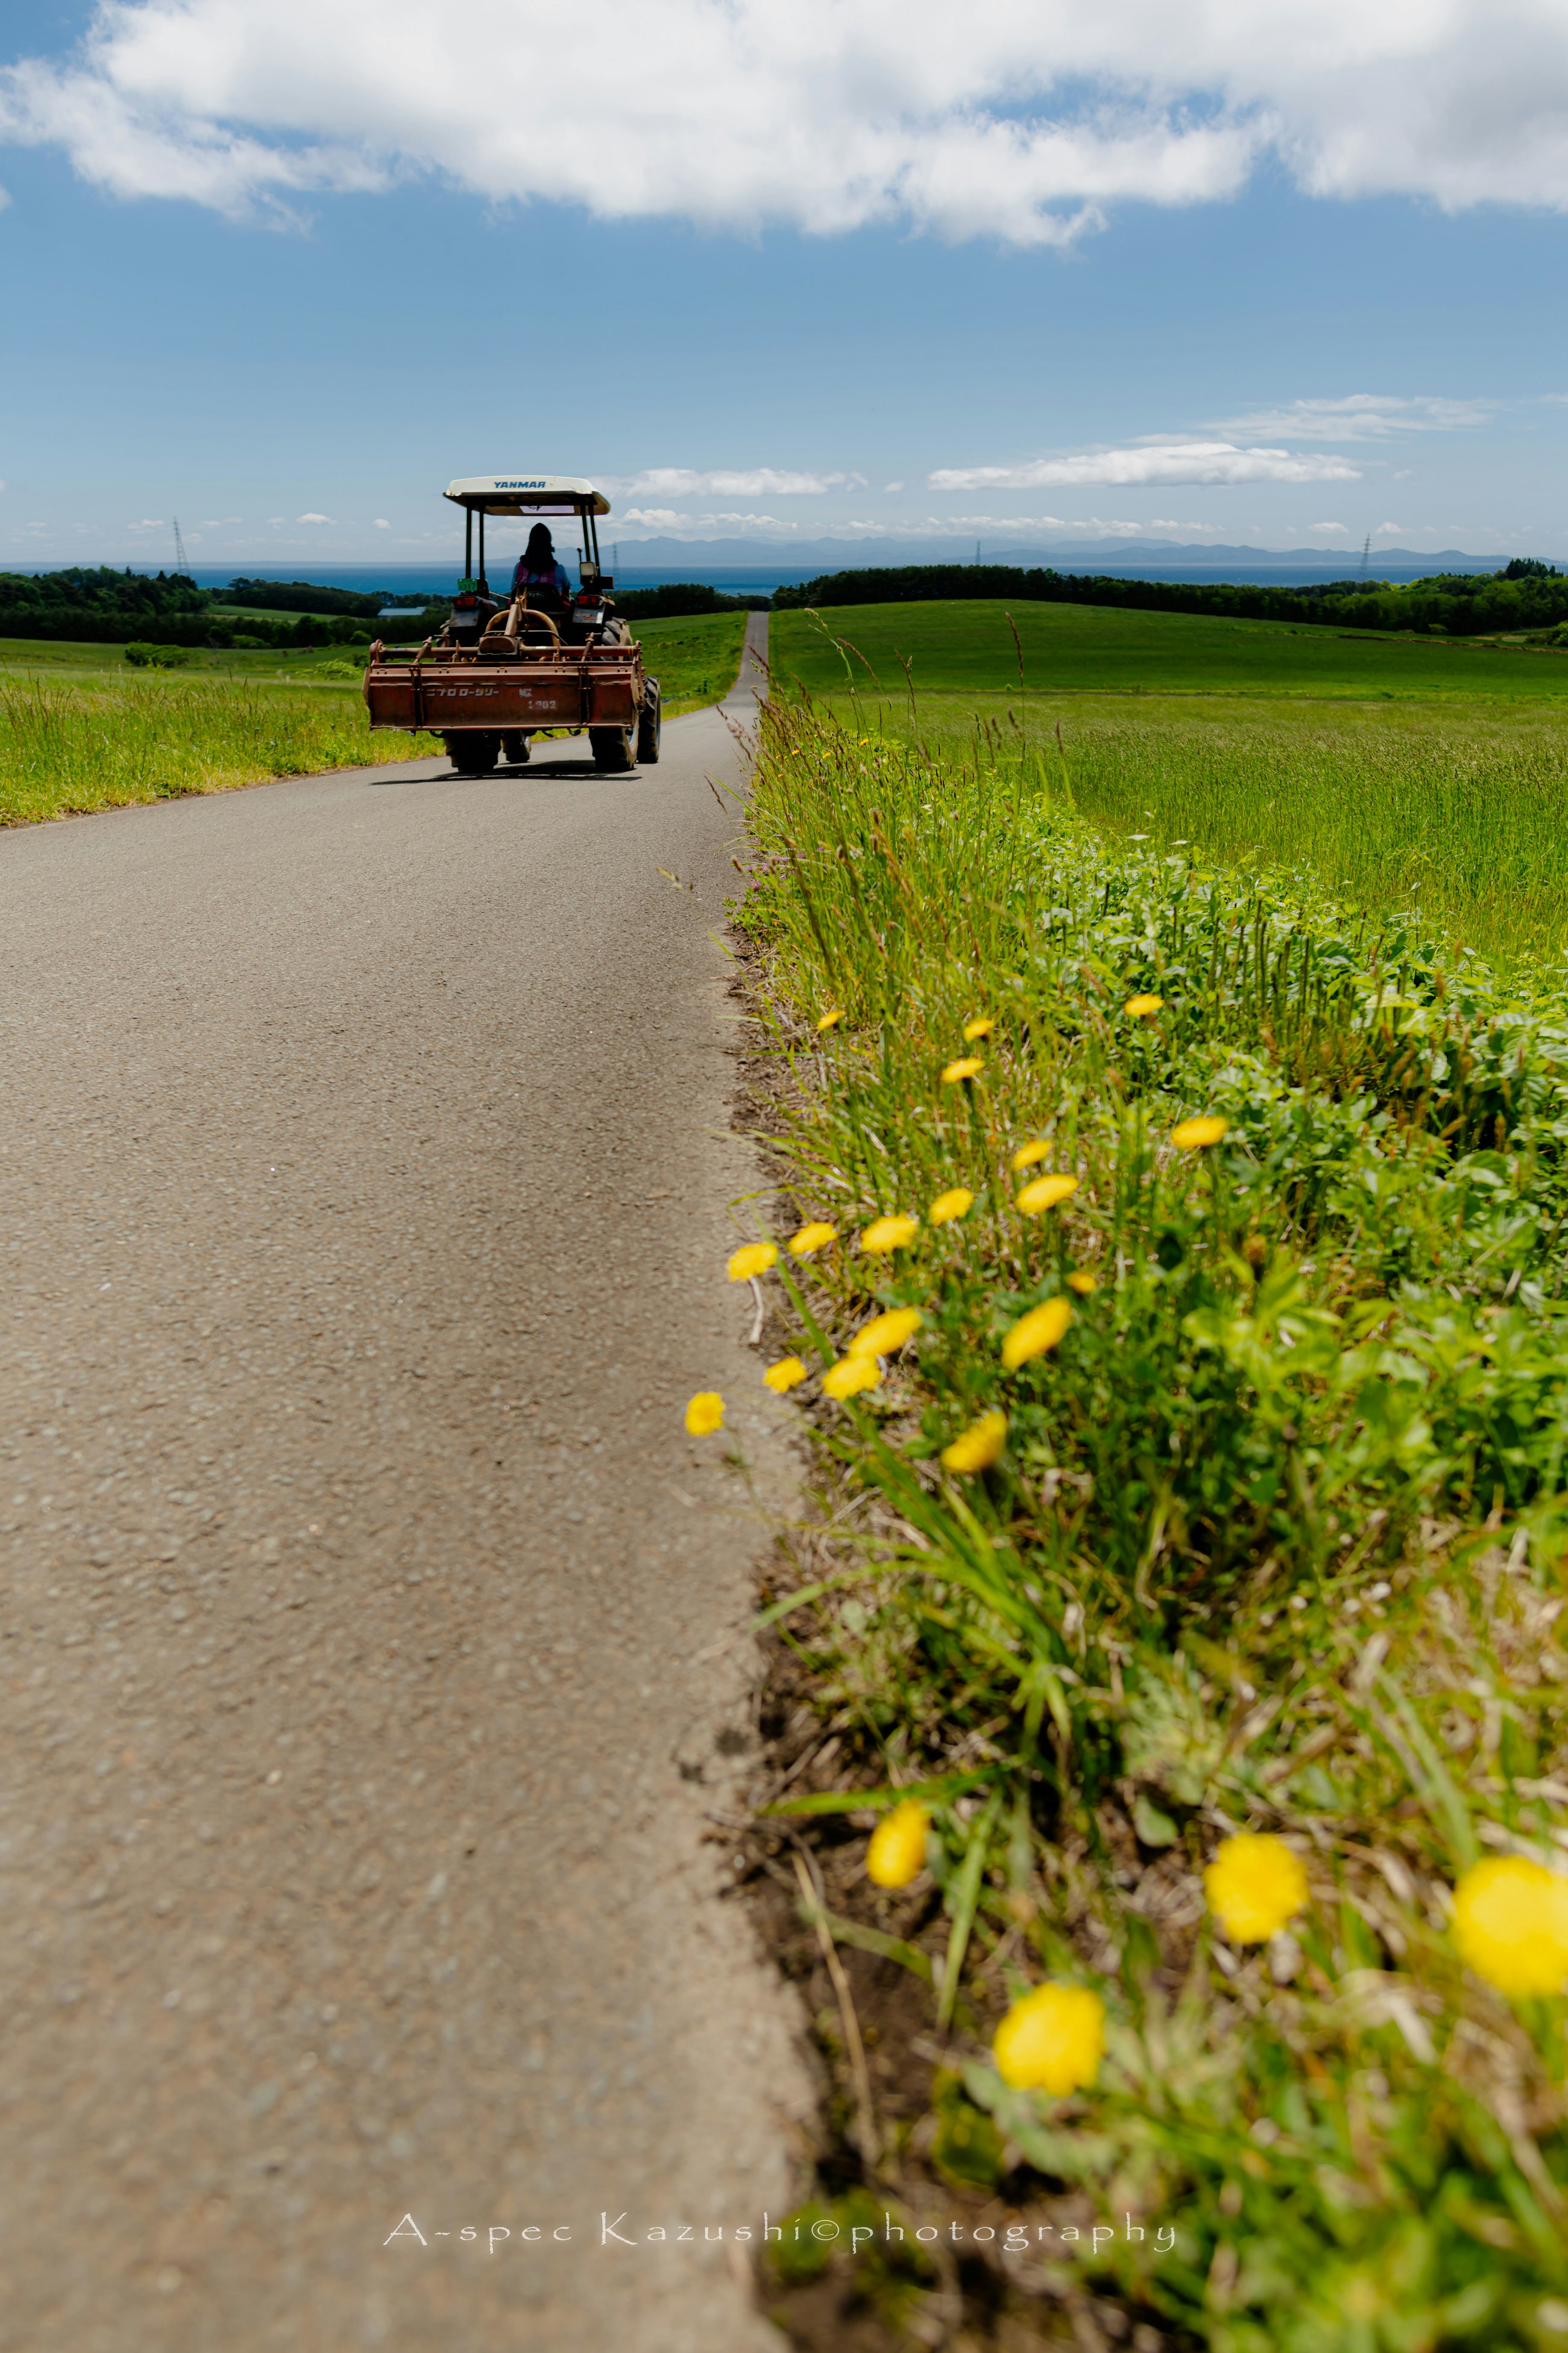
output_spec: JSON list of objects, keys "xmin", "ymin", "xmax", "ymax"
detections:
[
  {"xmin": 735, "ymin": 695, "xmax": 1568, "ymax": 2350},
  {"xmin": 773, "ymin": 596, "xmax": 1568, "ymax": 704},
  {"xmin": 0, "ymin": 609, "xmax": 748, "ymax": 827},
  {"xmin": 629, "ymin": 608, "xmax": 748, "ymax": 713},
  {"xmin": 0, "ymin": 674, "xmax": 443, "ymax": 826},
  {"xmin": 772, "ymin": 602, "xmax": 1568, "ymax": 971}
]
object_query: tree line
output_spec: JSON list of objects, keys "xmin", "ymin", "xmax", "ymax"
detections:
[
  {"xmin": 768, "ymin": 556, "xmax": 1568, "ymax": 637},
  {"xmin": 0, "ymin": 568, "xmax": 448, "ymax": 649}
]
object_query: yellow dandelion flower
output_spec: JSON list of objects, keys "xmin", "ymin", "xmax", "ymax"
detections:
[
  {"xmin": 1017, "ymin": 1173, "xmax": 1079, "ymax": 1216},
  {"xmin": 684, "ymin": 1392, "xmax": 724, "ymax": 1436},
  {"xmin": 866, "ymin": 1799, "xmax": 929, "ymax": 1889},
  {"xmin": 763, "ymin": 1356, "xmax": 808, "ymax": 1393},
  {"xmin": 942, "ymin": 1055, "xmax": 984, "ymax": 1084},
  {"xmin": 1172, "ymin": 1115, "xmax": 1229, "ymax": 1150},
  {"xmin": 815, "ymin": 1009, "xmax": 844, "ymax": 1033},
  {"xmin": 962, "ymin": 1016, "xmax": 996, "ymax": 1043},
  {"xmin": 1204, "ymin": 1833, "xmax": 1309, "ymax": 1944},
  {"xmin": 1002, "ymin": 1297, "xmax": 1073, "ymax": 1369},
  {"xmin": 789, "ymin": 1221, "xmax": 838, "ymax": 1256},
  {"xmin": 1124, "ymin": 992, "xmax": 1163, "ymax": 1018},
  {"xmin": 727, "ymin": 1241, "xmax": 778, "ymax": 1282},
  {"xmin": 929, "ymin": 1187, "xmax": 974, "ymax": 1226},
  {"xmin": 1011, "ymin": 1138, "xmax": 1052, "ymax": 1172},
  {"xmin": 849, "ymin": 1307, "xmax": 923, "ymax": 1358},
  {"xmin": 992, "ymin": 1983, "xmax": 1105, "ymax": 2096},
  {"xmin": 822, "ymin": 1354, "xmax": 882, "ymax": 1401},
  {"xmin": 1067, "ymin": 1271, "xmax": 1099, "ymax": 1297},
  {"xmin": 861, "ymin": 1213, "xmax": 920, "ymax": 1256},
  {"xmin": 1452, "ymin": 1856, "xmax": 1568, "ymax": 1998},
  {"xmin": 941, "ymin": 1410, "xmax": 1008, "ymax": 1474}
]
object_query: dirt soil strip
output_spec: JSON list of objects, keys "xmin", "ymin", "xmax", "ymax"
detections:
[{"xmin": 0, "ymin": 613, "xmax": 818, "ymax": 2353}]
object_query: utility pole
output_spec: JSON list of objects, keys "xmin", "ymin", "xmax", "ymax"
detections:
[{"xmin": 172, "ymin": 517, "xmax": 190, "ymax": 575}]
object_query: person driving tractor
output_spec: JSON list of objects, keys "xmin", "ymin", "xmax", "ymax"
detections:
[{"xmin": 512, "ymin": 522, "xmax": 572, "ymax": 605}]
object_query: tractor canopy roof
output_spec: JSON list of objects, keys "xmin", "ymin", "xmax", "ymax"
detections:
[{"xmin": 443, "ymin": 476, "xmax": 610, "ymax": 518}]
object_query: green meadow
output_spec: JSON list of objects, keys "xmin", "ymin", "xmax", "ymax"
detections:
[
  {"xmin": 0, "ymin": 609, "xmax": 748, "ymax": 826},
  {"xmin": 773, "ymin": 599, "xmax": 1568, "ymax": 968},
  {"xmin": 772, "ymin": 594, "xmax": 1568, "ymax": 704}
]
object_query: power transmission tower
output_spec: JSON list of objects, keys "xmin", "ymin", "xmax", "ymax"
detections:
[
  {"xmin": 1358, "ymin": 532, "xmax": 1372, "ymax": 580},
  {"xmin": 172, "ymin": 517, "xmax": 190, "ymax": 575}
]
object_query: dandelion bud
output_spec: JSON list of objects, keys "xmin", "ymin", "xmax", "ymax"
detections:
[
  {"xmin": 1204, "ymin": 1833, "xmax": 1308, "ymax": 1943},
  {"xmin": 866, "ymin": 1799, "xmax": 929, "ymax": 1888},
  {"xmin": 992, "ymin": 1983, "xmax": 1105, "ymax": 2096},
  {"xmin": 941, "ymin": 1410, "xmax": 1008, "ymax": 1474}
]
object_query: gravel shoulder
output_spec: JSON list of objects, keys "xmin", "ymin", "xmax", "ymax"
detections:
[{"xmin": 0, "ymin": 617, "xmax": 815, "ymax": 2351}]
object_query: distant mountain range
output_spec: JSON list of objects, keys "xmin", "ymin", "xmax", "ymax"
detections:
[{"xmin": 610, "ymin": 534, "xmax": 1535, "ymax": 578}]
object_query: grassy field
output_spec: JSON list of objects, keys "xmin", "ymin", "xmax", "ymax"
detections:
[
  {"xmin": 0, "ymin": 609, "xmax": 748, "ymax": 826},
  {"xmin": 732, "ymin": 692, "xmax": 1568, "ymax": 2348},
  {"xmin": 772, "ymin": 596, "xmax": 1568, "ymax": 705},
  {"xmin": 772, "ymin": 602, "xmax": 1568, "ymax": 970}
]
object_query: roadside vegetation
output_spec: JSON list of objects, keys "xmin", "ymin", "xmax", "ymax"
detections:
[
  {"xmin": 0, "ymin": 674, "xmax": 445, "ymax": 825},
  {"xmin": 771, "ymin": 606, "xmax": 1568, "ymax": 972},
  {"xmin": 0, "ymin": 609, "xmax": 747, "ymax": 825},
  {"xmin": 723, "ymin": 653, "xmax": 1568, "ymax": 2350}
]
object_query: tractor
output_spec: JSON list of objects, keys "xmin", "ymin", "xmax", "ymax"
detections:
[{"xmin": 362, "ymin": 476, "xmax": 660, "ymax": 776}]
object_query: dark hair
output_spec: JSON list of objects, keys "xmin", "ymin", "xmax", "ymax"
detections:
[{"xmin": 524, "ymin": 523, "xmax": 555, "ymax": 563}]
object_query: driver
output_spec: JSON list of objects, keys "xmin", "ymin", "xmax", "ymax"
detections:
[{"xmin": 512, "ymin": 523, "xmax": 572, "ymax": 606}]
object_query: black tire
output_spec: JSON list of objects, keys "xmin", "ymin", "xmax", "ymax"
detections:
[
  {"xmin": 636, "ymin": 679, "xmax": 662, "ymax": 765},
  {"xmin": 589, "ymin": 725, "xmax": 636, "ymax": 772},
  {"xmin": 447, "ymin": 733, "xmax": 499, "ymax": 777},
  {"xmin": 501, "ymin": 732, "xmax": 531, "ymax": 766}
]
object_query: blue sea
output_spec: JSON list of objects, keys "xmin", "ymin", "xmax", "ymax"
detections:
[{"xmin": 7, "ymin": 562, "xmax": 814, "ymax": 602}]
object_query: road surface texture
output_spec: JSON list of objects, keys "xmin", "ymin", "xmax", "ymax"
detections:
[{"xmin": 0, "ymin": 615, "xmax": 817, "ymax": 2351}]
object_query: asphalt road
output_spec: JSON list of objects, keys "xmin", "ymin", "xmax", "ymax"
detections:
[{"xmin": 0, "ymin": 615, "xmax": 815, "ymax": 2351}]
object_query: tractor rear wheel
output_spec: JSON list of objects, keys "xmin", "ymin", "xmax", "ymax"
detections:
[
  {"xmin": 447, "ymin": 733, "xmax": 499, "ymax": 777},
  {"xmin": 590, "ymin": 725, "xmax": 636, "ymax": 772},
  {"xmin": 636, "ymin": 679, "xmax": 662, "ymax": 765}
]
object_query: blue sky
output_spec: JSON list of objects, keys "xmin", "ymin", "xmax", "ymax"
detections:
[{"xmin": 4, "ymin": 1, "xmax": 1568, "ymax": 567}]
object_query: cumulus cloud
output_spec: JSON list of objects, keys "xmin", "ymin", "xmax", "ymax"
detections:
[
  {"xmin": 5, "ymin": 2, "xmax": 1568, "ymax": 241},
  {"xmin": 931, "ymin": 441, "xmax": 1361, "ymax": 491},
  {"xmin": 374, "ymin": 517, "xmax": 390, "ymax": 527},
  {"xmin": 1213, "ymin": 394, "xmax": 1496, "ymax": 441},
  {"xmin": 297, "ymin": 510, "xmax": 332, "ymax": 522}
]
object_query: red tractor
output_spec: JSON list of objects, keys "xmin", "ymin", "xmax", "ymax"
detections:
[{"xmin": 363, "ymin": 476, "xmax": 660, "ymax": 776}]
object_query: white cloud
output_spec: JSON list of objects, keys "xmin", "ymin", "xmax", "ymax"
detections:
[
  {"xmin": 884, "ymin": 481, "xmax": 904, "ymax": 493},
  {"xmin": 1213, "ymin": 394, "xmax": 1495, "ymax": 441},
  {"xmin": 1373, "ymin": 520, "xmax": 1405, "ymax": 534},
  {"xmin": 619, "ymin": 468, "xmax": 849, "ymax": 497},
  {"xmin": 7, "ymin": 3, "xmax": 1568, "ymax": 242},
  {"xmin": 374, "ymin": 516, "xmax": 390, "ymax": 528},
  {"xmin": 297, "ymin": 510, "xmax": 333, "ymax": 523},
  {"xmin": 931, "ymin": 441, "xmax": 1361, "ymax": 491},
  {"xmin": 1307, "ymin": 521, "xmax": 1350, "ymax": 533}
]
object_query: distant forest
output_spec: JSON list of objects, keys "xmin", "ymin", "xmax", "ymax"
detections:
[
  {"xmin": 0, "ymin": 569, "xmax": 445, "ymax": 648},
  {"xmin": 770, "ymin": 557, "xmax": 1568, "ymax": 638}
]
